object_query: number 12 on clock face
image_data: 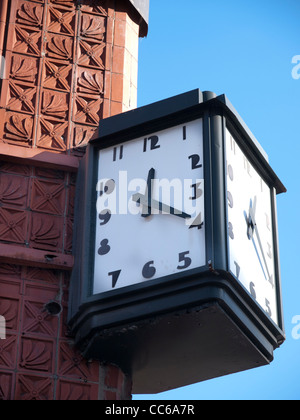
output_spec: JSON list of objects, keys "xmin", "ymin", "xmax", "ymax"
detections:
[{"xmin": 225, "ymin": 128, "xmax": 278, "ymax": 325}]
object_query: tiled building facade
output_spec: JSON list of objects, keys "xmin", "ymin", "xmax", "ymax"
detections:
[{"xmin": 0, "ymin": 0, "xmax": 147, "ymax": 400}]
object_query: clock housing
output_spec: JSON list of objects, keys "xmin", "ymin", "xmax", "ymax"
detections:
[{"xmin": 68, "ymin": 90, "xmax": 286, "ymax": 394}]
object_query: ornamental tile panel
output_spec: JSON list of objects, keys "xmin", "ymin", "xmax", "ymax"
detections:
[
  {"xmin": 2, "ymin": 111, "xmax": 34, "ymax": 146},
  {"xmin": 0, "ymin": 173, "xmax": 29, "ymax": 209},
  {"xmin": 0, "ymin": 372, "xmax": 14, "ymax": 400},
  {"xmin": 29, "ymin": 212, "xmax": 63, "ymax": 252},
  {"xmin": 56, "ymin": 379, "xmax": 98, "ymax": 401},
  {"xmin": 19, "ymin": 337, "xmax": 55, "ymax": 374},
  {"xmin": 13, "ymin": 25, "xmax": 43, "ymax": 57},
  {"xmin": 47, "ymin": 5, "xmax": 76, "ymax": 36},
  {"xmin": 46, "ymin": 33, "xmax": 74, "ymax": 61},
  {"xmin": 31, "ymin": 178, "xmax": 66, "ymax": 216},
  {"xmin": 0, "ymin": 334, "xmax": 17, "ymax": 370},
  {"xmin": 57, "ymin": 340, "xmax": 99, "ymax": 381},
  {"xmin": 37, "ymin": 117, "xmax": 69, "ymax": 151},
  {"xmin": 21, "ymin": 298, "xmax": 59, "ymax": 338},
  {"xmin": 15, "ymin": 374, "xmax": 54, "ymax": 400},
  {"xmin": 0, "ymin": 207, "xmax": 28, "ymax": 244},
  {"xmin": 42, "ymin": 58, "xmax": 73, "ymax": 92},
  {"xmin": 0, "ymin": 296, "xmax": 19, "ymax": 331},
  {"xmin": 9, "ymin": 53, "xmax": 39, "ymax": 85}
]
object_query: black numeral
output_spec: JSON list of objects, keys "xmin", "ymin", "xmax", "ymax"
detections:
[
  {"xmin": 189, "ymin": 212, "xmax": 204, "ymax": 230},
  {"xmin": 183, "ymin": 126, "xmax": 187, "ymax": 140},
  {"xmin": 99, "ymin": 210, "xmax": 111, "ymax": 226},
  {"xmin": 113, "ymin": 146, "xmax": 123, "ymax": 161},
  {"xmin": 177, "ymin": 251, "xmax": 192, "ymax": 270},
  {"xmin": 188, "ymin": 154, "xmax": 202, "ymax": 169},
  {"xmin": 98, "ymin": 179, "xmax": 115, "ymax": 196},
  {"xmin": 190, "ymin": 182, "xmax": 203, "ymax": 200},
  {"xmin": 142, "ymin": 261, "xmax": 156, "ymax": 279},
  {"xmin": 227, "ymin": 191, "xmax": 234, "ymax": 208},
  {"xmin": 227, "ymin": 164, "xmax": 234, "ymax": 181},
  {"xmin": 228, "ymin": 222, "xmax": 234, "ymax": 240},
  {"xmin": 109, "ymin": 270, "xmax": 121, "ymax": 289},
  {"xmin": 234, "ymin": 261, "xmax": 240, "ymax": 279},
  {"xmin": 143, "ymin": 136, "xmax": 160, "ymax": 152},
  {"xmin": 98, "ymin": 239, "xmax": 110, "ymax": 256},
  {"xmin": 265, "ymin": 299, "xmax": 272, "ymax": 317},
  {"xmin": 250, "ymin": 282, "xmax": 256, "ymax": 299}
]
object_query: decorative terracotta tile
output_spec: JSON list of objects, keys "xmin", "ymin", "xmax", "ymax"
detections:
[
  {"xmin": 2, "ymin": 111, "xmax": 34, "ymax": 146},
  {"xmin": 80, "ymin": 14, "xmax": 106, "ymax": 41},
  {"xmin": 46, "ymin": 33, "xmax": 73, "ymax": 61},
  {"xmin": 21, "ymin": 298, "xmax": 59, "ymax": 338},
  {"xmin": 13, "ymin": 25, "xmax": 42, "ymax": 57},
  {"xmin": 0, "ymin": 162, "xmax": 31, "ymax": 177},
  {"xmin": 19, "ymin": 337, "xmax": 55, "ymax": 373},
  {"xmin": 71, "ymin": 124, "xmax": 96, "ymax": 153},
  {"xmin": 15, "ymin": 374, "xmax": 54, "ymax": 400},
  {"xmin": 0, "ymin": 297, "xmax": 19, "ymax": 331},
  {"xmin": 58, "ymin": 340, "xmax": 99, "ymax": 382},
  {"xmin": 37, "ymin": 117, "xmax": 69, "ymax": 151},
  {"xmin": 49, "ymin": 0, "xmax": 76, "ymax": 10},
  {"xmin": 40, "ymin": 90, "xmax": 69, "ymax": 120},
  {"xmin": 0, "ymin": 264, "xmax": 22, "ymax": 281},
  {"xmin": 8, "ymin": 53, "xmax": 39, "ymax": 85},
  {"xmin": 5, "ymin": 80, "xmax": 37, "ymax": 114},
  {"xmin": 0, "ymin": 372, "xmax": 14, "ymax": 400},
  {"xmin": 64, "ymin": 217, "xmax": 73, "ymax": 253},
  {"xmin": 42, "ymin": 58, "xmax": 73, "ymax": 92},
  {"xmin": 0, "ymin": 334, "xmax": 17, "ymax": 370},
  {"xmin": 56, "ymin": 379, "xmax": 98, "ymax": 400},
  {"xmin": 29, "ymin": 212, "xmax": 63, "ymax": 252},
  {"xmin": 0, "ymin": 173, "xmax": 29, "ymax": 209},
  {"xmin": 24, "ymin": 267, "xmax": 60, "ymax": 285},
  {"xmin": 77, "ymin": 39, "xmax": 106, "ymax": 69},
  {"xmin": 73, "ymin": 94, "xmax": 103, "ymax": 126},
  {"xmin": 76, "ymin": 66, "xmax": 104, "ymax": 95},
  {"xmin": 81, "ymin": 1, "xmax": 109, "ymax": 17},
  {"xmin": 47, "ymin": 5, "xmax": 76, "ymax": 36},
  {"xmin": 34, "ymin": 167, "xmax": 65, "ymax": 181},
  {"xmin": 14, "ymin": 1, "xmax": 44, "ymax": 29},
  {"xmin": 0, "ymin": 207, "xmax": 28, "ymax": 244},
  {"xmin": 31, "ymin": 178, "xmax": 66, "ymax": 216}
]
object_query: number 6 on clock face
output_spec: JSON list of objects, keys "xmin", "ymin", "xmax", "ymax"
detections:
[
  {"xmin": 93, "ymin": 119, "xmax": 206, "ymax": 295},
  {"xmin": 225, "ymin": 128, "xmax": 278, "ymax": 325}
]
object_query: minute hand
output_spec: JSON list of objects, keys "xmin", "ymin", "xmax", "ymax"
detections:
[
  {"xmin": 132, "ymin": 193, "xmax": 191, "ymax": 219},
  {"xmin": 249, "ymin": 202, "xmax": 271, "ymax": 281}
]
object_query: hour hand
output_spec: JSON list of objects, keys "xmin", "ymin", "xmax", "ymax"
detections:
[
  {"xmin": 247, "ymin": 196, "xmax": 257, "ymax": 239},
  {"xmin": 132, "ymin": 193, "xmax": 191, "ymax": 220},
  {"xmin": 141, "ymin": 168, "xmax": 155, "ymax": 218}
]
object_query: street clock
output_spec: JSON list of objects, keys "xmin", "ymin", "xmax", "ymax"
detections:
[{"xmin": 68, "ymin": 90, "xmax": 286, "ymax": 394}]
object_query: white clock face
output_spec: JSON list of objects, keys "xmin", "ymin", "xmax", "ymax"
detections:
[
  {"xmin": 93, "ymin": 119, "xmax": 206, "ymax": 294},
  {"xmin": 225, "ymin": 128, "xmax": 278, "ymax": 325}
]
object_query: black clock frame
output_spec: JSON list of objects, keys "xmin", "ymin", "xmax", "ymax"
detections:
[{"xmin": 68, "ymin": 90, "xmax": 286, "ymax": 394}]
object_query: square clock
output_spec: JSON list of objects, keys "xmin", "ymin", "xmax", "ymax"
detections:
[{"xmin": 68, "ymin": 90, "xmax": 286, "ymax": 394}]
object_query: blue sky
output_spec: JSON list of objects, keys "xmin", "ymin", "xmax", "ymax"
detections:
[{"xmin": 134, "ymin": 0, "xmax": 300, "ymax": 400}]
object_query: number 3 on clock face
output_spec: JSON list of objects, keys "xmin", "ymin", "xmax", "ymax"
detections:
[
  {"xmin": 225, "ymin": 128, "xmax": 278, "ymax": 325},
  {"xmin": 93, "ymin": 120, "xmax": 206, "ymax": 295}
]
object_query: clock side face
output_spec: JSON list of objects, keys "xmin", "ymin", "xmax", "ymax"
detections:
[
  {"xmin": 93, "ymin": 119, "xmax": 206, "ymax": 295},
  {"xmin": 225, "ymin": 128, "xmax": 278, "ymax": 325}
]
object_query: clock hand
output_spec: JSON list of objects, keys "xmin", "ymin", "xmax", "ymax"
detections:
[
  {"xmin": 141, "ymin": 168, "xmax": 155, "ymax": 218},
  {"xmin": 246, "ymin": 197, "xmax": 271, "ymax": 282},
  {"xmin": 132, "ymin": 193, "xmax": 191, "ymax": 219},
  {"xmin": 247, "ymin": 196, "xmax": 257, "ymax": 240}
]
